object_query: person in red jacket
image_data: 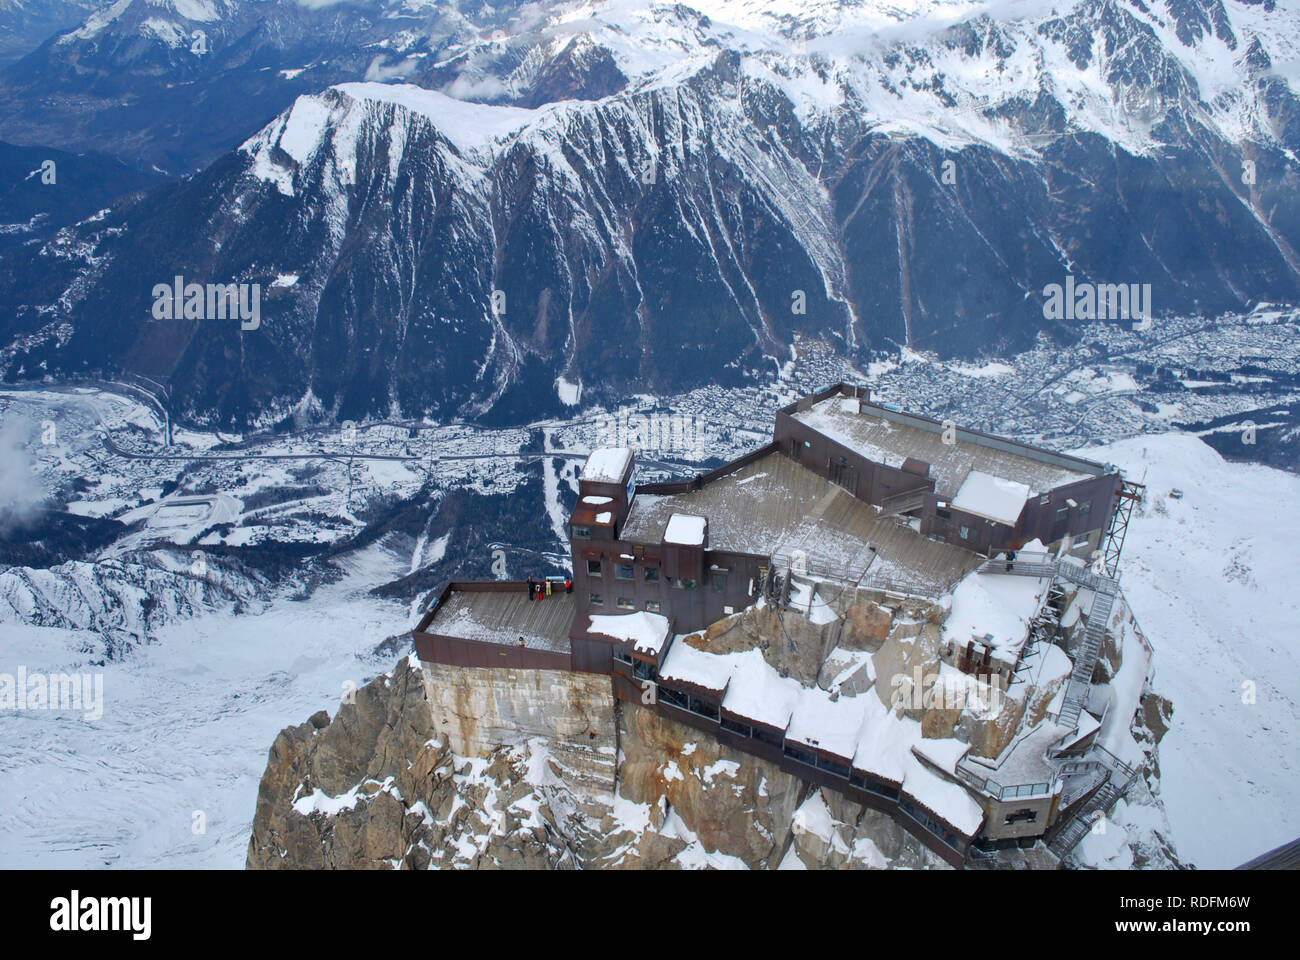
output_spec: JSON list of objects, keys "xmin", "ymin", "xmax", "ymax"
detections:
[
  {"xmin": 564, "ymin": 577, "xmax": 573, "ymax": 594},
  {"xmin": 535, "ymin": 583, "xmax": 544, "ymax": 601}
]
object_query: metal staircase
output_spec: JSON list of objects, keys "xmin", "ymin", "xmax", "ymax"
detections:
[
  {"xmin": 1058, "ymin": 586, "xmax": 1117, "ymax": 728},
  {"xmin": 975, "ymin": 554, "xmax": 1122, "ymax": 732},
  {"xmin": 1048, "ymin": 747, "xmax": 1140, "ymax": 858}
]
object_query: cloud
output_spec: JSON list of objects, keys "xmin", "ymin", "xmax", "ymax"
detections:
[
  {"xmin": 364, "ymin": 54, "xmax": 421, "ymax": 83},
  {"xmin": 0, "ymin": 415, "xmax": 47, "ymax": 533}
]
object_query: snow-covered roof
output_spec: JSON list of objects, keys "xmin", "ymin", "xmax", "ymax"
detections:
[
  {"xmin": 659, "ymin": 638, "xmax": 734, "ymax": 692},
  {"xmin": 942, "ymin": 569, "xmax": 1049, "ymax": 664},
  {"xmin": 950, "ymin": 470, "xmax": 1030, "ymax": 526},
  {"xmin": 580, "ymin": 447, "xmax": 633, "ymax": 484},
  {"xmin": 658, "ymin": 636, "xmax": 986, "ymax": 837},
  {"xmin": 663, "ymin": 513, "xmax": 706, "ymax": 546},
  {"xmin": 588, "ymin": 611, "xmax": 671, "ymax": 656}
]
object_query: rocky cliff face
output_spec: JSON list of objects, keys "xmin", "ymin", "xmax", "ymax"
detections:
[
  {"xmin": 246, "ymin": 654, "xmax": 947, "ymax": 869},
  {"xmin": 245, "ymin": 578, "xmax": 1178, "ymax": 870}
]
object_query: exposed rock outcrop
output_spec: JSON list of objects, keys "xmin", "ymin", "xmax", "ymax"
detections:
[{"xmin": 246, "ymin": 655, "xmax": 947, "ymax": 870}]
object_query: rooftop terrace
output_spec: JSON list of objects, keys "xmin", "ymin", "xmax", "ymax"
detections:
[
  {"xmin": 621, "ymin": 451, "xmax": 982, "ymax": 595},
  {"xmin": 792, "ymin": 396, "xmax": 1101, "ymax": 498},
  {"xmin": 424, "ymin": 585, "xmax": 574, "ymax": 655}
]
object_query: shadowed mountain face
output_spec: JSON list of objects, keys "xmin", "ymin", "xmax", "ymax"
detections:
[{"xmin": 0, "ymin": 0, "xmax": 1297, "ymax": 428}]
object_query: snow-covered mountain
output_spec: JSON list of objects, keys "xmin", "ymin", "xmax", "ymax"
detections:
[
  {"xmin": 0, "ymin": 0, "xmax": 111, "ymax": 66},
  {"xmin": 0, "ymin": 0, "xmax": 536, "ymax": 172},
  {"xmin": 2, "ymin": 0, "xmax": 1298, "ymax": 427}
]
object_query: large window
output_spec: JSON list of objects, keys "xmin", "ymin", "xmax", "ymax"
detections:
[
  {"xmin": 616, "ymin": 563, "xmax": 634, "ymax": 580},
  {"xmin": 1079, "ymin": 500, "xmax": 1091, "ymax": 515},
  {"xmin": 658, "ymin": 685, "xmax": 687, "ymax": 709},
  {"xmin": 616, "ymin": 597, "xmax": 636, "ymax": 610},
  {"xmin": 644, "ymin": 566, "xmax": 660, "ymax": 583},
  {"xmin": 687, "ymin": 695, "xmax": 720, "ymax": 721},
  {"xmin": 711, "ymin": 573, "xmax": 727, "ymax": 593},
  {"xmin": 959, "ymin": 525, "xmax": 971, "ymax": 541},
  {"xmin": 721, "ymin": 715, "xmax": 751, "ymax": 737},
  {"xmin": 586, "ymin": 559, "xmax": 602, "ymax": 576},
  {"xmin": 589, "ymin": 593, "xmax": 604, "ymax": 606},
  {"xmin": 572, "ymin": 525, "xmax": 591, "ymax": 539},
  {"xmin": 645, "ymin": 600, "xmax": 661, "ymax": 613},
  {"xmin": 1055, "ymin": 507, "xmax": 1069, "ymax": 524}
]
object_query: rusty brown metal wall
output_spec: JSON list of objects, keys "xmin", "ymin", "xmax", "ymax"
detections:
[{"xmin": 412, "ymin": 631, "xmax": 572, "ymax": 672}]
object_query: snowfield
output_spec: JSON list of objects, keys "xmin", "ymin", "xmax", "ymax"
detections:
[
  {"xmin": 1079, "ymin": 433, "xmax": 1300, "ymax": 869},
  {"xmin": 0, "ymin": 545, "xmax": 410, "ymax": 868}
]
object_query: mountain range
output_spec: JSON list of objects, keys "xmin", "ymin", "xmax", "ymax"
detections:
[{"xmin": 1, "ymin": 0, "xmax": 1297, "ymax": 428}]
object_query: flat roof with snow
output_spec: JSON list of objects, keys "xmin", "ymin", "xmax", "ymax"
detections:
[
  {"xmin": 663, "ymin": 513, "xmax": 707, "ymax": 546},
  {"xmin": 588, "ymin": 611, "xmax": 671, "ymax": 656},
  {"xmin": 580, "ymin": 447, "xmax": 633, "ymax": 484},
  {"xmin": 792, "ymin": 396, "xmax": 1099, "ymax": 498},
  {"xmin": 950, "ymin": 471, "xmax": 1031, "ymax": 526}
]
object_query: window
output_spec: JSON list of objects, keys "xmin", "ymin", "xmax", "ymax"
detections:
[
  {"xmin": 645, "ymin": 600, "xmax": 661, "ymax": 613},
  {"xmin": 784, "ymin": 743, "xmax": 816, "ymax": 766},
  {"xmin": 589, "ymin": 593, "xmax": 603, "ymax": 606},
  {"xmin": 1004, "ymin": 808, "xmax": 1038, "ymax": 825},
  {"xmin": 1055, "ymin": 507, "xmax": 1069, "ymax": 524},
  {"xmin": 721, "ymin": 716, "xmax": 751, "ymax": 737},
  {"xmin": 1079, "ymin": 500, "xmax": 1091, "ymax": 515},
  {"xmin": 959, "ymin": 525, "xmax": 971, "ymax": 540},
  {"xmin": 936, "ymin": 508, "xmax": 951, "ymax": 519},
  {"xmin": 711, "ymin": 573, "xmax": 727, "ymax": 593},
  {"xmin": 572, "ymin": 525, "xmax": 591, "ymax": 539},
  {"xmin": 687, "ymin": 695, "xmax": 719, "ymax": 721},
  {"xmin": 658, "ymin": 685, "xmax": 687, "ymax": 709},
  {"xmin": 680, "ymin": 577, "xmax": 698, "ymax": 591},
  {"xmin": 633, "ymin": 660, "xmax": 657, "ymax": 682},
  {"xmin": 616, "ymin": 563, "xmax": 634, "ymax": 580},
  {"xmin": 612, "ymin": 647, "xmax": 633, "ymax": 665},
  {"xmin": 644, "ymin": 566, "xmax": 660, "ymax": 583},
  {"xmin": 586, "ymin": 559, "xmax": 602, "ymax": 576},
  {"xmin": 617, "ymin": 597, "xmax": 635, "ymax": 610}
]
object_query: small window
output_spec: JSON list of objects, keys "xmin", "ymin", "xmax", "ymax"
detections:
[
  {"xmin": 589, "ymin": 593, "xmax": 603, "ymax": 606},
  {"xmin": 1055, "ymin": 507, "xmax": 1069, "ymax": 523},
  {"xmin": 616, "ymin": 563, "xmax": 634, "ymax": 580},
  {"xmin": 645, "ymin": 600, "xmax": 661, "ymax": 613},
  {"xmin": 1079, "ymin": 500, "xmax": 1091, "ymax": 514},
  {"xmin": 617, "ymin": 597, "xmax": 635, "ymax": 610},
  {"xmin": 586, "ymin": 559, "xmax": 602, "ymax": 576},
  {"xmin": 572, "ymin": 525, "xmax": 591, "ymax": 539},
  {"xmin": 711, "ymin": 573, "xmax": 727, "ymax": 593},
  {"xmin": 644, "ymin": 567, "xmax": 660, "ymax": 583},
  {"xmin": 959, "ymin": 525, "xmax": 971, "ymax": 540},
  {"xmin": 679, "ymin": 577, "xmax": 698, "ymax": 591}
]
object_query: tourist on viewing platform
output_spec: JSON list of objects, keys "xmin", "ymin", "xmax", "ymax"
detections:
[
  {"xmin": 1005, "ymin": 550, "xmax": 1017, "ymax": 572},
  {"xmin": 564, "ymin": 577, "xmax": 572, "ymax": 594},
  {"xmin": 526, "ymin": 577, "xmax": 535, "ymax": 600},
  {"xmin": 536, "ymin": 583, "xmax": 544, "ymax": 601},
  {"xmin": 545, "ymin": 579, "xmax": 552, "ymax": 597}
]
